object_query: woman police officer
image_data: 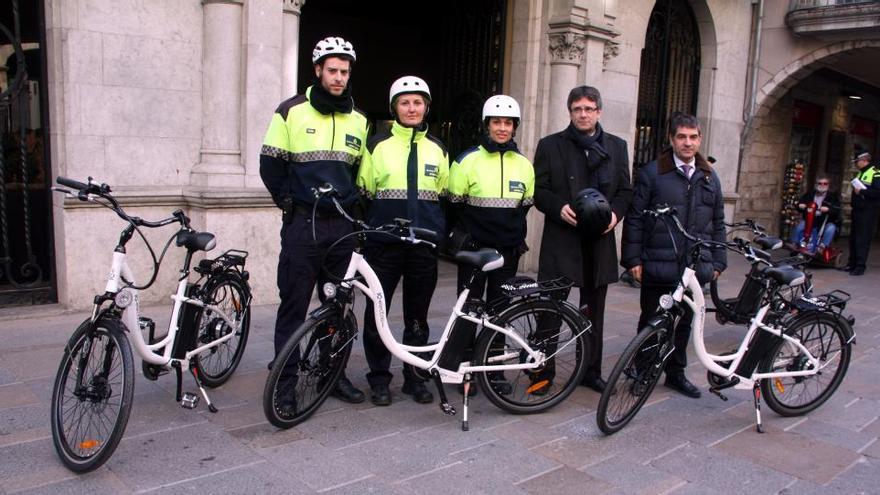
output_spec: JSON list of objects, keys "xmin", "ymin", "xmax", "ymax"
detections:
[
  {"xmin": 447, "ymin": 95, "xmax": 535, "ymax": 394},
  {"xmin": 355, "ymin": 76, "xmax": 450, "ymax": 406}
]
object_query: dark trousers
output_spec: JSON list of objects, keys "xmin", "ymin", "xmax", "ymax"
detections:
[
  {"xmin": 362, "ymin": 243, "xmax": 438, "ymax": 387},
  {"xmin": 455, "ymin": 246, "xmax": 521, "ymax": 369},
  {"xmin": 274, "ymin": 215, "xmax": 354, "ymax": 366},
  {"xmin": 556, "ymin": 248, "xmax": 607, "ymax": 379},
  {"xmin": 848, "ymin": 206, "xmax": 880, "ymax": 270},
  {"xmin": 637, "ymin": 284, "xmax": 693, "ymax": 377}
]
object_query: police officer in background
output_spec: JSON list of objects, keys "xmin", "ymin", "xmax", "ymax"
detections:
[
  {"xmin": 448, "ymin": 95, "xmax": 534, "ymax": 395},
  {"xmin": 260, "ymin": 36, "xmax": 368, "ymax": 405},
  {"xmin": 355, "ymin": 76, "xmax": 449, "ymax": 406},
  {"xmin": 846, "ymin": 151, "xmax": 880, "ymax": 276}
]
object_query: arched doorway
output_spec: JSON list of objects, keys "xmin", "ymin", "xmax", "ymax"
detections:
[
  {"xmin": 633, "ymin": 0, "xmax": 701, "ymax": 169},
  {"xmin": 298, "ymin": 0, "xmax": 507, "ymax": 159}
]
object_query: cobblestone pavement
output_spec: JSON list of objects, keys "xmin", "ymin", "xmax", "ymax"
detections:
[{"xmin": 1, "ymin": 252, "xmax": 879, "ymax": 494}]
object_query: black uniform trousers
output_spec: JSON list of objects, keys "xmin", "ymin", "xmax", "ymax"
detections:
[
  {"xmin": 455, "ymin": 245, "xmax": 521, "ymax": 371},
  {"xmin": 848, "ymin": 205, "xmax": 880, "ymax": 271},
  {"xmin": 362, "ymin": 243, "xmax": 438, "ymax": 387},
  {"xmin": 637, "ymin": 284, "xmax": 693, "ymax": 377},
  {"xmin": 274, "ymin": 213, "xmax": 355, "ymax": 376}
]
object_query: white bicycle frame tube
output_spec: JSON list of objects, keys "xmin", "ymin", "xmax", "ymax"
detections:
[
  {"xmin": 343, "ymin": 251, "xmax": 547, "ymax": 383},
  {"xmin": 102, "ymin": 250, "xmax": 244, "ymax": 366},
  {"xmin": 680, "ymin": 266, "xmax": 822, "ymax": 387}
]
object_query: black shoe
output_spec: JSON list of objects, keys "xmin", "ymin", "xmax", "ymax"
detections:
[
  {"xmin": 487, "ymin": 372, "xmax": 513, "ymax": 395},
  {"xmin": 849, "ymin": 266, "xmax": 865, "ymax": 276},
  {"xmin": 665, "ymin": 374, "xmax": 701, "ymax": 398},
  {"xmin": 277, "ymin": 397, "xmax": 297, "ymax": 419},
  {"xmin": 331, "ymin": 377, "xmax": 365, "ymax": 404},
  {"xmin": 401, "ymin": 381, "xmax": 434, "ymax": 404},
  {"xmin": 267, "ymin": 359, "xmax": 274, "ymax": 371},
  {"xmin": 838, "ymin": 264, "xmax": 854, "ymax": 272},
  {"xmin": 370, "ymin": 383, "xmax": 391, "ymax": 406},
  {"xmin": 580, "ymin": 374, "xmax": 606, "ymax": 393}
]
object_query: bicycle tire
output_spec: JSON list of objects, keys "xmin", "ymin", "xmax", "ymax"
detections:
[
  {"xmin": 759, "ymin": 312, "xmax": 851, "ymax": 417},
  {"xmin": 263, "ymin": 308, "xmax": 356, "ymax": 429},
  {"xmin": 193, "ymin": 273, "xmax": 251, "ymax": 388},
  {"xmin": 50, "ymin": 317, "xmax": 134, "ymax": 473},
  {"xmin": 474, "ymin": 298, "xmax": 589, "ymax": 414},
  {"xmin": 597, "ymin": 324, "xmax": 670, "ymax": 435}
]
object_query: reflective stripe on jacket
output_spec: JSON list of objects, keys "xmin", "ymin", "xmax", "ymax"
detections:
[
  {"xmin": 260, "ymin": 86, "xmax": 369, "ymax": 213},
  {"xmin": 448, "ymin": 143, "xmax": 535, "ymax": 248},
  {"xmin": 356, "ymin": 121, "xmax": 449, "ymax": 236}
]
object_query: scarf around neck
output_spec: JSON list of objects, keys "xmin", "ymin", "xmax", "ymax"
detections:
[
  {"xmin": 565, "ymin": 122, "xmax": 608, "ymax": 171},
  {"xmin": 309, "ymin": 82, "xmax": 354, "ymax": 115}
]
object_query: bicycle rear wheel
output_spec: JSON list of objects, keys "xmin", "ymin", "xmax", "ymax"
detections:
[
  {"xmin": 193, "ymin": 273, "xmax": 251, "ymax": 387},
  {"xmin": 263, "ymin": 309, "xmax": 356, "ymax": 429},
  {"xmin": 759, "ymin": 312, "xmax": 851, "ymax": 416},
  {"xmin": 474, "ymin": 298, "xmax": 589, "ymax": 414},
  {"xmin": 51, "ymin": 317, "xmax": 134, "ymax": 473},
  {"xmin": 597, "ymin": 324, "xmax": 670, "ymax": 435}
]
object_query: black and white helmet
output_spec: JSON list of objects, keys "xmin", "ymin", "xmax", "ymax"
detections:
[{"xmin": 312, "ymin": 36, "xmax": 356, "ymax": 64}]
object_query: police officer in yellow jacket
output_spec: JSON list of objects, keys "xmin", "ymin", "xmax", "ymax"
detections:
[
  {"xmin": 260, "ymin": 36, "xmax": 368, "ymax": 406},
  {"xmin": 847, "ymin": 151, "xmax": 880, "ymax": 276},
  {"xmin": 355, "ymin": 76, "xmax": 449, "ymax": 406},
  {"xmin": 449, "ymin": 95, "xmax": 534, "ymax": 303}
]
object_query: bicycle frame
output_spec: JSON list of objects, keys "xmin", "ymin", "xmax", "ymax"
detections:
[
  {"xmin": 673, "ymin": 266, "xmax": 824, "ymax": 390},
  {"xmin": 102, "ymin": 250, "xmax": 243, "ymax": 367},
  {"xmin": 338, "ymin": 251, "xmax": 578, "ymax": 384}
]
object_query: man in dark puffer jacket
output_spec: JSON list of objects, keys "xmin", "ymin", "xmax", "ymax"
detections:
[{"xmin": 622, "ymin": 113, "xmax": 726, "ymax": 399}]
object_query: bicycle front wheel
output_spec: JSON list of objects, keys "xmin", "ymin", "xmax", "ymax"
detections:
[
  {"xmin": 263, "ymin": 309, "xmax": 356, "ymax": 429},
  {"xmin": 759, "ymin": 312, "xmax": 851, "ymax": 416},
  {"xmin": 474, "ymin": 298, "xmax": 589, "ymax": 414},
  {"xmin": 597, "ymin": 324, "xmax": 670, "ymax": 435},
  {"xmin": 193, "ymin": 273, "xmax": 251, "ymax": 388},
  {"xmin": 51, "ymin": 317, "xmax": 134, "ymax": 473}
]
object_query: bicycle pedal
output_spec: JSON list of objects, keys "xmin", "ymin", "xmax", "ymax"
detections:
[
  {"xmin": 439, "ymin": 402, "xmax": 456, "ymax": 416},
  {"xmin": 180, "ymin": 392, "xmax": 199, "ymax": 409}
]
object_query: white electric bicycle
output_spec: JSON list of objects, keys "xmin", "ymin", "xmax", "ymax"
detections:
[
  {"xmin": 50, "ymin": 177, "xmax": 252, "ymax": 472},
  {"xmin": 263, "ymin": 185, "xmax": 591, "ymax": 431},
  {"xmin": 597, "ymin": 205, "xmax": 854, "ymax": 435}
]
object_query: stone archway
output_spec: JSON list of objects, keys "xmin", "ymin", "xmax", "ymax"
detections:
[{"xmin": 736, "ymin": 40, "xmax": 880, "ymax": 233}]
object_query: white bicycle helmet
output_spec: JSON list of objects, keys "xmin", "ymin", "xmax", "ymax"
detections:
[
  {"xmin": 312, "ymin": 36, "xmax": 356, "ymax": 64},
  {"xmin": 482, "ymin": 95, "xmax": 521, "ymax": 126},
  {"xmin": 389, "ymin": 76, "xmax": 431, "ymax": 106}
]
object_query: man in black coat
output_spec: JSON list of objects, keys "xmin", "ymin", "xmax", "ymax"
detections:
[
  {"xmin": 621, "ymin": 113, "xmax": 726, "ymax": 399},
  {"xmin": 534, "ymin": 86, "xmax": 633, "ymax": 392}
]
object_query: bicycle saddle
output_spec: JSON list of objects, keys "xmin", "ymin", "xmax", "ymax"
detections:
[
  {"xmin": 764, "ymin": 265, "xmax": 805, "ymax": 287},
  {"xmin": 454, "ymin": 248, "xmax": 504, "ymax": 272},
  {"xmin": 754, "ymin": 235, "xmax": 783, "ymax": 251},
  {"xmin": 176, "ymin": 231, "xmax": 217, "ymax": 252}
]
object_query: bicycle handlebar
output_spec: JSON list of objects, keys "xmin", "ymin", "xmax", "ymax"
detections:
[
  {"xmin": 54, "ymin": 176, "xmax": 190, "ymax": 230},
  {"xmin": 313, "ymin": 183, "xmax": 439, "ymax": 249}
]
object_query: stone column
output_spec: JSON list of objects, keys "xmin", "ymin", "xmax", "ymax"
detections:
[
  {"xmin": 547, "ymin": 17, "xmax": 587, "ymax": 133},
  {"xmin": 282, "ymin": 0, "xmax": 305, "ymax": 98},
  {"xmin": 191, "ymin": 0, "xmax": 244, "ymax": 188}
]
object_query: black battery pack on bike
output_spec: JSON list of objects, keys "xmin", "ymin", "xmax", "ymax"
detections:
[
  {"xmin": 730, "ymin": 268, "xmax": 768, "ymax": 324},
  {"xmin": 734, "ymin": 329, "xmax": 783, "ymax": 377},
  {"xmin": 171, "ymin": 284, "xmax": 201, "ymax": 359},
  {"xmin": 437, "ymin": 319, "xmax": 477, "ymax": 371}
]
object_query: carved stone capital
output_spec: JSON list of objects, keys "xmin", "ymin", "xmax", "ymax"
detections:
[
  {"xmin": 548, "ymin": 31, "xmax": 587, "ymax": 64},
  {"xmin": 603, "ymin": 40, "xmax": 620, "ymax": 67},
  {"xmin": 283, "ymin": 0, "xmax": 305, "ymax": 15}
]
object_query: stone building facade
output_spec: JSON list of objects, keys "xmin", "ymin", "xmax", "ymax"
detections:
[{"xmin": 25, "ymin": 0, "xmax": 880, "ymax": 309}]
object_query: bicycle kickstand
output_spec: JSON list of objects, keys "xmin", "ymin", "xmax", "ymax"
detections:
[
  {"xmin": 752, "ymin": 383, "xmax": 764, "ymax": 434},
  {"xmin": 461, "ymin": 374, "xmax": 472, "ymax": 432},
  {"xmin": 431, "ymin": 370, "xmax": 456, "ymax": 417},
  {"xmin": 189, "ymin": 365, "xmax": 218, "ymax": 413}
]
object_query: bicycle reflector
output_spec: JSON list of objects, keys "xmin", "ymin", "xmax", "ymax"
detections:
[{"xmin": 79, "ymin": 439, "xmax": 100, "ymax": 450}]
